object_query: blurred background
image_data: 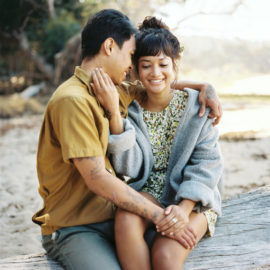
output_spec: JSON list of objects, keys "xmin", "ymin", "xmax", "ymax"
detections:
[{"xmin": 0, "ymin": 0, "xmax": 269, "ymax": 259}]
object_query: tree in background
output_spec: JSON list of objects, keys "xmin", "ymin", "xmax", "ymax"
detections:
[
  {"xmin": 0, "ymin": 0, "xmax": 86, "ymax": 94},
  {"xmin": 0, "ymin": 0, "xmax": 156, "ymax": 94}
]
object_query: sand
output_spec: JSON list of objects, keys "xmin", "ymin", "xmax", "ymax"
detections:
[{"xmin": 0, "ymin": 100, "xmax": 270, "ymax": 259}]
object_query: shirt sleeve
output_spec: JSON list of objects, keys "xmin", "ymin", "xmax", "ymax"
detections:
[
  {"xmin": 51, "ymin": 96, "xmax": 104, "ymax": 163},
  {"xmin": 117, "ymin": 80, "xmax": 145, "ymax": 111}
]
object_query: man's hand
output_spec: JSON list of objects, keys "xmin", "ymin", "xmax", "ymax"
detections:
[{"xmin": 198, "ymin": 83, "xmax": 222, "ymax": 126}]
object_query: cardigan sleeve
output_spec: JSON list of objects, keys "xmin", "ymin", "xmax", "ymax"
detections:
[
  {"xmin": 108, "ymin": 101, "xmax": 153, "ymax": 189},
  {"xmin": 107, "ymin": 118, "xmax": 136, "ymax": 154},
  {"xmin": 107, "ymin": 117, "xmax": 145, "ymax": 180},
  {"xmin": 176, "ymin": 118, "xmax": 223, "ymax": 214}
]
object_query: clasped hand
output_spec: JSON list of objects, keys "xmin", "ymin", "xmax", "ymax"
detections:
[{"xmin": 156, "ymin": 205, "xmax": 197, "ymax": 249}]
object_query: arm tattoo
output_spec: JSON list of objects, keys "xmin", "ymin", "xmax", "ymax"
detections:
[
  {"xmin": 206, "ymin": 85, "xmax": 216, "ymax": 99},
  {"xmin": 74, "ymin": 156, "xmax": 102, "ymax": 176},
  {"xmin": 116, "ymin": 186, "xmax": 160, "ymax": 221}
]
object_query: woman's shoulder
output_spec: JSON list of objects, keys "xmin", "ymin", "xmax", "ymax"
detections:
[{"xmin": 175, "ymin": 88, "xmax": 199, "ymax": 110}]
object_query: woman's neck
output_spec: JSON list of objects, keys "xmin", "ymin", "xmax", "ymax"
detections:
[{"xmin": 141, "ymin": 88, "xmax": 175, "ymax": 112}]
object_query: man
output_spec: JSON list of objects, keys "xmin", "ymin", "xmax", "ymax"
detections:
[{"xmin": 33, "ymin": 9, "xmax": 222, "ymax": 269}]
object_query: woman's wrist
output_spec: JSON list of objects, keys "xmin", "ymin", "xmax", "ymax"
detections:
[
  {"xmin": 109, "ymin": 111, "xmax": 124, "ymax": 134},
  {"xmin": 178, "ymin": 199, "xmax": 196, "ymax": 216}
]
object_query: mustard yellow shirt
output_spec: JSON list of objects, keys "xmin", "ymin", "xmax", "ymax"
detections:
[{"xmin": 33, "ymin": 67, "xmax": 139, "ymax": 235}]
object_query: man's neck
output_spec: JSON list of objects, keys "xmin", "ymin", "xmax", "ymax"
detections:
[{"xmin": 80, "ymin": 56, "xmax": 106, "ymax": 77}]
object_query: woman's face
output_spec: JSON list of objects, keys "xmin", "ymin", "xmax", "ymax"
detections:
[{"xmin": 138, "ymin": 51, "xmax": 174, "ymax": 95}]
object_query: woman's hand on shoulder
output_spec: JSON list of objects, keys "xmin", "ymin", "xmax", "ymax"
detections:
[{"xmin": 91, "ymin": 68, "xmax": 120, "ymax": 117}]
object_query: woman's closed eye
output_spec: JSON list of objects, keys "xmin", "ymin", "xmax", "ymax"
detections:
[{"xmin": 141, "ymin": 65, "xmax": 151, "ymax": 69}]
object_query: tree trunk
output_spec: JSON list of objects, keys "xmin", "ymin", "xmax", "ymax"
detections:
[
  {"xmin": 53, "ymin": 33, "xmax": 81, "ymax": 85},
  {"xmin": 15, "ymin": 32, "xmax": 54, "ymax": 81},
  {"xmin": 0, "ymin": 186, "xmax": 269, "ymax": 269}
]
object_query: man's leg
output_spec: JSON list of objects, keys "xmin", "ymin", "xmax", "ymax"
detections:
[{"xmin": 42, "ymin": 220, "xmax": 121, "ymax": 270}]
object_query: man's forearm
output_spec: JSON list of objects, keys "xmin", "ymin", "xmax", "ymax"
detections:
[
  {"xmin": 172, "ymin": 80, "xmax": 205, "ymax": 91},
  {"xmin": 73, "ymin": 156, "xmax": 163, "ymax": 223}
]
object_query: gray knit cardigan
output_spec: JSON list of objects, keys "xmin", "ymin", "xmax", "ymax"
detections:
[{"xmin": 108, "ymin": 88, "xmax": 224, "ymax": 215}]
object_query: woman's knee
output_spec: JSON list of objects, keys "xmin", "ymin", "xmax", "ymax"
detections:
[
  {"xmin": 151, "ymin": 238, "xmax": 186, "ymax": 269},
  {"xmin": 115, "ymin": 208, "xmax": 145, "ymax": 235}
]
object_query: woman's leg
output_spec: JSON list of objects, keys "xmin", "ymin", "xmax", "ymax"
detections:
[
  {"xmin": 151, "ymin": 211, "xmax": 208, "ymax": 270},
  {"xmin": 115, "ymin": 192, "xmax": 161, "ymax": 270},
  {"xmin": 114, "ymin": 208, "xmax": 152, "ymax": 270}
]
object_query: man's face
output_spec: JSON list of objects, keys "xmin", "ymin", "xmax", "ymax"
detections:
[{"xmin": 108, "ymin": 35, "xmax": 136, "ymax": 85}]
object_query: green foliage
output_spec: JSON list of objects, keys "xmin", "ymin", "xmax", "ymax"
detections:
[{"xmin": 31, "ymin": 11, "xmax": 81, "ymax": 65}]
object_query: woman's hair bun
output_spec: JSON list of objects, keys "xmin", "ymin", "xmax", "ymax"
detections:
[{"xmin": 138, "ymin": 16, "xmax": 169, "ymax": 31}]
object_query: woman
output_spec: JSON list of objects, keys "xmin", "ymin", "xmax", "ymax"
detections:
[{"xmin": 92, "ymin": 17, "xmax": 223, "ymax": 270}]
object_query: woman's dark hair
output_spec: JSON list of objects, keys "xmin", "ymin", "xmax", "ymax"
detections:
[
  {"xmin": 81, "ymin": 9, "xmax": 137, "ymax": 60},
  {"xmin": 133, "ymin": 17, "xmax": 181, "ymax": 72}
]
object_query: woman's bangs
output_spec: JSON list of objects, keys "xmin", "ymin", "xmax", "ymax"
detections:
[{"xmin": 139, "ymin": 35, "xmax": 165, "ymax": 57}]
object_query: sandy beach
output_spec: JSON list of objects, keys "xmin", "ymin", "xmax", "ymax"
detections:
[{"xmin": 0, "ymin": 99, "xmax": 270, "ymax": 259}]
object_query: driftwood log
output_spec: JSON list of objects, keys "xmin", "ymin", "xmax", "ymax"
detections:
[{"xmin": 0, "ymin": 186, "xmax": 269, "ymax": 270}]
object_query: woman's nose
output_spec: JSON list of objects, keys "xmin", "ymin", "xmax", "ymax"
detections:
[{"xmin": 151, "ymin": 66, "xmax": 161, "ymax": 76}]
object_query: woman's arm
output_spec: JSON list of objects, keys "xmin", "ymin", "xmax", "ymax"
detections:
[
  {"xmin": 91, "ymin": 68, "xmax": 124, "ymax": 134},
  {"xmin": 177, "ymin": 119, "xmax": 223, "ymax": 213}
]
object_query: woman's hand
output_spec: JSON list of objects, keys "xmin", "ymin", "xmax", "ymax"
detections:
[
  {"xmin": 91, "ymin": 68, "xmax": 120, "ymax": 117},
  {"xmin": 198, "ymin": 83, "xmax": 222, "ymax": 126},
  {"xmin": 171, "ymin": 225, "xmax": 197, "ymax": 250},
  {"xmin": 155, "ymin": 204, "xmax": 197, "ymax": 249},
  {"xmin": 156, "ymin": 205, "xmax": 189, "ymax": 235}
]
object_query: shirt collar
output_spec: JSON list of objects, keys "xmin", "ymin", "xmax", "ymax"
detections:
[{"xmin": 74, "ymin": 66, "xmax": 93, "ymax": 95}]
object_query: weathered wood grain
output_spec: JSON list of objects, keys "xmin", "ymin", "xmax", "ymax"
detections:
[
  {"xmin": 0, "ymin": 186, "xmax": 269, "ymax": 269},
  {"xmin": 185, "ymin": 186, "xmax": 270, "ymax": 269},
  {"xmin": 0, "ymin": 253, "xmax": 63, "ymax": 269}
]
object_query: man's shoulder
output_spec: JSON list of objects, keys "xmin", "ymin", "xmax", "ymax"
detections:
[{"xmin": 49, "ymin": 76, "xmax": 94, "ymax": 106}]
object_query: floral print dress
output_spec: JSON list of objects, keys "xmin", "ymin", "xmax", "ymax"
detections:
[{"xmin": 141, "ymin": 90, "xmax": 217, "ymax": 236}]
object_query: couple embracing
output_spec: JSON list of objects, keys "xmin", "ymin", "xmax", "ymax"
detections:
[{"xmin": 33, "ymin": 9, "xmax": 223, "ymax": 270}]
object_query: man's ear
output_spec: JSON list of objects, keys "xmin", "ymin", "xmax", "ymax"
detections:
[{"xmin": 103, "ymin": 38, "xmax": 115, "ymax": 56}]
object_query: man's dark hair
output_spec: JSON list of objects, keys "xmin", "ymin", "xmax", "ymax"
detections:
[{"xmin": 81, "ymin": 9, "xmax": 137, "ymax": 60}]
